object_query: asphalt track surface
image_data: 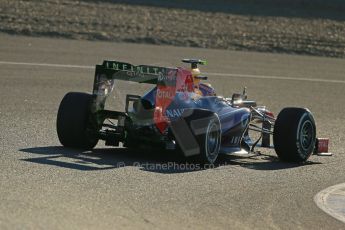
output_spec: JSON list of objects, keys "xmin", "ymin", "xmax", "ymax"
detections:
[{"xmin": 0, "ymin": 33, "xmax": 345, "ymax": 229}]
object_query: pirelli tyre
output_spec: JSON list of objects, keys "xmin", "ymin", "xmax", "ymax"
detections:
[
  {"xmin": 175, "ymin": 109, "xmax": 221, "ymax": 165},
  {"xmin": 273, "ymin": 108, "xmax": 316, "ymax": 163},
  {"xmin": 57, "ymin": 92, "xmax": 99, "ymax": 150}
]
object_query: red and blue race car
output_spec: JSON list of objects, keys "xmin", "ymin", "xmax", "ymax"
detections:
[{"xmin": 57, "ymin": 59, "xmax": 322, "ymax": 164}]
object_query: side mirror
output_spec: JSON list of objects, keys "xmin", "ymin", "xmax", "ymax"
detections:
[
  {"xmin": 231, "ymin": 87, "xmax": 248, "ymax": 104},
  {"xmin": 242, "ymin": 87, "xmax": 248, "ymax": 100}
]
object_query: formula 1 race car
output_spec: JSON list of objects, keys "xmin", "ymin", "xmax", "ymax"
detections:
[{"xmin": 57, "ymin": 59, "xmax": 320, "ymax": 164}]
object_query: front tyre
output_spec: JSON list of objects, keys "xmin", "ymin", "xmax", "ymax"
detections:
[
  {"xmin": 273, "ymin": 108, "xmax": 316, "ymax": 162},
  {"xmin": 56, "ymin": 92, "xmax": 99, "ymax": 150}
]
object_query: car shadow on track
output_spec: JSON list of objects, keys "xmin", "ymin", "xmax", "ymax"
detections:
[
  {"xmin": 19, "ymin": 146, "xmax": 321, "ymax": 173},
  {"xmin": 218, "ymin": 153, "xmax": 321, "ymax": 171}
]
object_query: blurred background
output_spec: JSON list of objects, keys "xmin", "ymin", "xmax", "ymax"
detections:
[{"xmin": 0, "ymin": 0, "xmax": 344, "ymax": 57}]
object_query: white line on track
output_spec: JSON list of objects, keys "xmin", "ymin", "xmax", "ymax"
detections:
[
  {"xmin": 314, "ymin": 183, "xmax": 345, "ymax": 224},
  {"xmin": 0, "ymin": 61, "xmax": 94, "ymax": 69},
  {"xmin": 205, "ymin": 72, "xmax": 345, "ymax": 84},
  {"xmin": 1, "ymin": 60, "xmax": 345, "ymax": 84}
]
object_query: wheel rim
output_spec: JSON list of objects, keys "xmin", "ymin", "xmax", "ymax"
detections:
[
  {"xmin": 205, "ymin": 122, "xmax": 220, "ymax": 162},
  {"xmin": 300, "ymin": 120, "xmax": 314, "ymax": 151}
]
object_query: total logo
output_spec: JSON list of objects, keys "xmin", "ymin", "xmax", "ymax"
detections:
[
  {"xmin": 156, "ymin": 89, "xmax": 175, "ymax": 99},
  {"xmin": 166, "ymin": 109, "xmax": 185, "ymax": 118}
]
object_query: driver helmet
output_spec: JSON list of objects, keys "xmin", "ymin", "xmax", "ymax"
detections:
[{"xmin": 191, "ymin": 67, "xmax": 201, "ymax": 87}]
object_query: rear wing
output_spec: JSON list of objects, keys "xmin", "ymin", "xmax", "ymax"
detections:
[
  {"xmin": 91, "ymin": 60, "xmax": 179, "ymax": 112},
  {"xmin": 93, "ymin": 60, "xmax": 176, "ymax": 88}
]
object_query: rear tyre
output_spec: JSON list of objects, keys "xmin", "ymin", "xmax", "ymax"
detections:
[
  {"xmin": 56, "ymin": 92, "xmax": 99, "ymax": 150},
  {"xmin": 273, "ymin": 108, "xmax": 316, "ymax": 162},
  {"xmin": 183, "ymin": 111, "xmax": 222, "ymax": 164},
  {"xmin": 199, "ymin": 115, "xmax": 222, "ymax": 164}
]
